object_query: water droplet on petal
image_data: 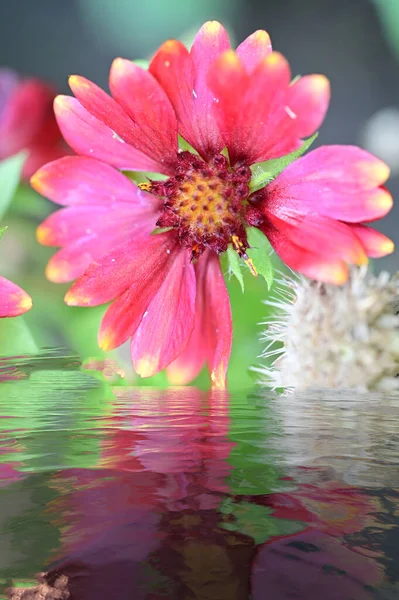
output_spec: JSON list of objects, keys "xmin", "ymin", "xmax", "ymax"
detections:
[{"xmin": 285, "ymin": 105, "xmax": 297, "ymax": 120}]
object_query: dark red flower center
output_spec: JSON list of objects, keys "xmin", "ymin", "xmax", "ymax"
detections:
[{"xmin": 143, "ymin": 151, "xmax": 254, "ymax": 263}]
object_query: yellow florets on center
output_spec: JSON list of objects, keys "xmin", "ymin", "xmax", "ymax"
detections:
[{"xmin": 152, "ymin": 151, "xmax": 252, "ymax": 259}]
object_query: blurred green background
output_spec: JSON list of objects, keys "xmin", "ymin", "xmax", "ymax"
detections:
[{"xmin": 0, "ymin": 0, "xmax": 398, "ymax": 389}]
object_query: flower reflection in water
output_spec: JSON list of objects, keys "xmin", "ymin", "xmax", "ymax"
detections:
[
  {"xmin": 0, "ymin": 380, "xmax": 397, "ymax": 598},
  {"xmin": 46, "ymin": 388, "xmax": 257, "ymax": 599}
]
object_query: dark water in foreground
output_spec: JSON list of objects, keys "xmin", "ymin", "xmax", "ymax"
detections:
[{"xmin": 0, "ymin": 352, "xmax": 399, "ymax": 599}]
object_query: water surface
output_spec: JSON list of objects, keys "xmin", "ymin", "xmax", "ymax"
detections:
[{"xmin": 0, "ymin": 351, "xmax": 398, "ymax": 599}]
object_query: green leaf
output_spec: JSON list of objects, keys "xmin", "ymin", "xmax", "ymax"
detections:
[
  {"xmin": 249, "ymin": 133, "xmax": 318, "ymax": 193},
  {"xmin": 0, "ymin": 152, "xmax": 27, "ymax": 220},
  {"xmin": 0, "ymin": 226, "xmax": 7, "ymax": 241},
  {"xmin": 246, "ymin": 227, "xmax": 274, "ymax": 288},
  {"xmin": 226, "ymin": 245, "xmax": 244, "ymax": 293},
  {"xmin": 0, "ymin": 316, "xmax": 38, "ymax": 356}
]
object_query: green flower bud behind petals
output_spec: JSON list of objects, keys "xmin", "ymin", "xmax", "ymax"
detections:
[
  {"xmin": 258, "ymin": 267, "xmax": 399, "ymax": 392},
  {"xmin": 249, "ymin": 133, "xmax": 318, "ymax": 193}
]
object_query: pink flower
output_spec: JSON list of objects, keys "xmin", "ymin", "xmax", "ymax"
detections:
[
  {"xmin": 0, "ymin": 68, "xmax": 69, "ymax": 179},
  {"xmin": 31, "ymin": 22, "xmax": 393, "ymax": 388},
  {"xmin": 0, "ymin": 275, "xmax": 32, "ymax": 318}
]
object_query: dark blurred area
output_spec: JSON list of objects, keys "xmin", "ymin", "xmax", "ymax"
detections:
[{"xmin": 1, "ymin": 0, "xmax": 398, "ymax": 275}]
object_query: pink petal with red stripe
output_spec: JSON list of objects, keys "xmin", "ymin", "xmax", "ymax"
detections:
[
  {"xmin": 37, "ymin": 202, "xmax": 155, "ymax": 247},
  {"xmin": 109, "ymin": 59, "xmax": 178, "ymax": 165},
  {"xmin": 202, "ymin": 252, "xmax": 232, "ymax": 389},
  {"xmin": 209, "ymin": 51, "xmax": 297, "ymax": 165},
  {"xmin": 262, "ymin": 223, "xmax": 349, "ymax": 284},
  {"xmin": 65, "ymin": 232, "xmax": 177, "ymax": 306},
  {"xmin": 54, "ymin": 96, "xmax": 166, "ymax": 173},
  {"xmin": 236, "ymin": 30, "xmax": 273, "ymax": 73},
  {"xmin": 265, "ymin": 211, "xmax": 368, "ymax": 266},
  {"xmin": 263, "ymin": 146, "xmax": 392, "ymax": 223},
  {"xmin": 150, "ymin": 21, "xmax": 230, "ymax": 159},
  {"xmin": 98, "ymin": 246, "xmax": 177, "ymax": 351},
  {"xmin": 69, "ymin": 75, "xmax": 177, "ymax": 173},
  {"xmin": 350, "ymin": 224, "xmax": 394, "ymax": 258},
  {"xmin": 31, "ymin": 156, "xmax": 155, "ymax": 208},
  {"xmin": 0, "ymin": 276, "xmax": 32, "ymax": 318},
  {"xmin": 131, "ymin": 249, "xmax": 196, "ymax": 378},
  {"xmin": 166, "ymin": 251, "xmax": 232, "ymax": 388},
  {"xmin": 166, "ymin": 260, "xmax": 208, "ymax": 385},
  {"xmin": 286, "ymin": 74, "xmax": 330, "ymax": 138}
]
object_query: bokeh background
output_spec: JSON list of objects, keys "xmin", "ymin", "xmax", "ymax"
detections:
[{"xmin": 0, "ymin": 0, "xmax": 398, "ymax": 389}]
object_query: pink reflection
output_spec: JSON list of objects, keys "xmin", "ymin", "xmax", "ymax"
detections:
[
  {"xmin": 251, "ymin": 466, "xmax": 386, "ymax": 598},
  {"xmin": 252, "ymin": 529, "xmax": 383, "ymax": 600},
  {"xmin": 100, "ymin": 387, "xmax": 234, "ymax": 509},
  {"xmin": 0, "ymin": 419, "xmax": 25, "ymax": 487},
  {"xmin": 44, "ymin": 388, "xmax": 237, "ymax": 597}
]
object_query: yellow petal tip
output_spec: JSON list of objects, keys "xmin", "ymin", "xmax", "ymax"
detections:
[
  {"xmin": 264, "ymin": 51, "xmax": 286, "ymax": 69},
  {"xmin": 373, "ymin": 189, "xmax": 393, "ymax": 212},
  {"xmin": 380, "ymin": 238, "xmax": 395, "ymax": 255},
  {"xmin": 211, "ymin": 365, "xmax": 227, "ymax": 390},
  {"xmin": 135, "ymin": 355, "xmax": 159, "ymax": 378},
  {"xmin": 36, "ymin": 225, "xmax": 52, "ymax": 245},
  {"xmin": 202, "ymin": 21, "xmax": 223, "ymax": 35},
  {"xmin": 19, "ymin": 294, "xmax": 33, "ymax": 312}
]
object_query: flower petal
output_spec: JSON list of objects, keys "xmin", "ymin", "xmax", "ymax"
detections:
[
  {"xmin": 166, "ymin": 251, "xmax": 232, "ymax": 388},
  {"xmin": 109, "ymin": 59, "xmax": 178, "ymax": 166},
  {"xmin": 264, "ymin": 146, "xmax": 392, "ymax": 223},
  {"xmin": 236, "ymin": 30, "xmax": 273, "ymax": 73},
  {"xmin": 271, "ymin": 145, "xmax": 390, "ymax": 188},
  {"xmin": 262, "ymin": 222, "xmax": 349, "ymax": 284},
  {"xmin": 37, "ymin": 203, "xmax": 154, "ymax": 247},
  {"xmin": 31, "ymin": 156, "xmax": 155, "ymax": 208},
  {"xmin": 131, "ymin": 249, "xmax": 196, "ymax": 378},
  {"xmin": 350, "ymin": 224, "xmax": 395, "ymax": 258},
  {"xmin": 150, "ymin": 21, "xmax": 230, "ymax": 158},
  {"xmin": 98, "ymin": 249, "xmax": 174, "ymax": 351},
  {"xmin": 0, "ymin": 79, "xmax": 55, "ymax": 159},
  {"xmin": 209, "ymin": 51, "xmax": 293, "ymax": 164},
  {"xmin": 65, "ymin": 232, "xmax": 176, "ymax": 305},
  {"xmin": 68, "ymin": 75, "xmax": 177, "ymax": 174},
  {"xmin": 286, "ymin": 74, "xmax": 330, "ymax": 138},
  {"xmin": 166, "ymin": 261, "xmax": 207, "ymax": 385},
  {"xmin": 0, "ymin": 276, "xmax": 32, "ymax": 318},
  {"xmin": 265, "ymin": 211, "xmax": 368, "ymax": 266},
  {"xmin": 188, "ymin": 21, "xmax": 231, "ymax": 156},
  {"xmin": 202, "ymin": 252, "xmax": 232, "ymax": 389},
  {"xmin": 45, "ymin": 231, "xmax": 131, "ymax": 284},
  {"xmin": 54, "ymin": 96, "xmax": 166, "ymax": 173}
]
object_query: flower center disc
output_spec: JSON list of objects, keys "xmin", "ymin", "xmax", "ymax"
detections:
[{"xmin": 150, "ymin": 151, "xmax": 252, "ymax": 259}]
